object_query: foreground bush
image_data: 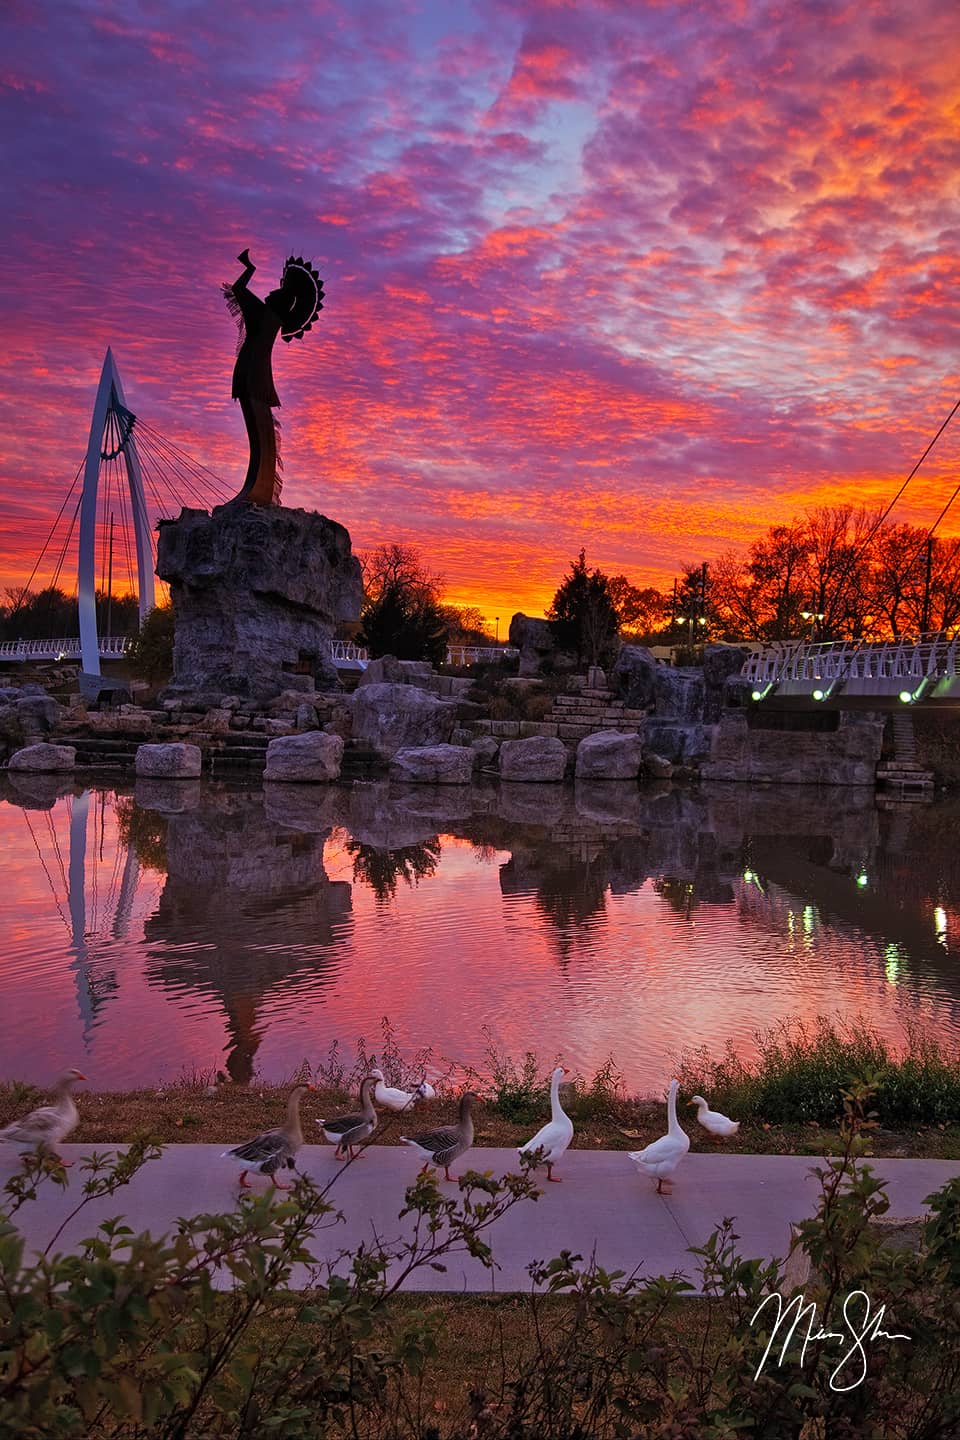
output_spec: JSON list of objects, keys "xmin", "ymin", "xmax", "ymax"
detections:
[
  {"xmin": 2, "ymin": 1086, "xmax": 959, "ymax": 1436},
  {"xmin": 676, "ymin": 1014, "xmax": 960, "ymax": 1126}
]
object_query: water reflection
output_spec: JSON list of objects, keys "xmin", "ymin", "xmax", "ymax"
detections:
[
  {"xmin": 3, "ymin": 773, "xmax": 960, "ymax": 1089},
  {"xmin": 138, "ymin": 784, "xmax": 352, "ymax": 1082}
]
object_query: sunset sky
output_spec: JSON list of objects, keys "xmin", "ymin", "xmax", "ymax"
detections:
[{"xmin": 2, "ymin": 0, "xmax": 959, "ymax": 624}]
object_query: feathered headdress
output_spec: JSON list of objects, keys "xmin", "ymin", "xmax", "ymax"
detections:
[{"xmin": 280, "ymin": 256, "xmax": 324, "ymax": 342}]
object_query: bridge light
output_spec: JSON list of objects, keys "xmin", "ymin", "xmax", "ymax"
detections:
[
  {"xmin": 898, "ymin": 690, "xmax": 913, "ymax": 704},
  {"xmin": 751, "ymin": 689, "xmax": 762, "ymax": 701},
  {"xmin": 856, "ymin": 873, "xmax": 869, "ymax": 888},
  {"xmin": 743, "ymin": 870, "xmax": 755, "ymax": 883},
  {"xmin": 812, "ymin": 689, "xmax": 825, "ymax": 701}
]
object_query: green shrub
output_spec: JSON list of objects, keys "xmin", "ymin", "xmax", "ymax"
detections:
[
  {"xmin": 3, "ymin": 1088, "xmax": 960, "ymax": 1435},
  {"xmin": 676, "ymin": 1014, "xmax": 960, "ymax": 1126}
]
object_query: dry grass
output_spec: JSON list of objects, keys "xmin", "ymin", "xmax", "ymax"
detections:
[{"xmin": 2, "ymin": 1078, "xmax": 958, "ymax": 1160}]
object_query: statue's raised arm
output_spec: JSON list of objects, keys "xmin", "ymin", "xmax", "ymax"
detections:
[{"xmin": 222, "ymin": 251, "xmax": 324, "ymax": 505}]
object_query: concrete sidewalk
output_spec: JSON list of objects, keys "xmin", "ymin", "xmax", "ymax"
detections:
[{"xmin": 5, "ymin": 1146, "xmax": 958, "ymax": 1292}]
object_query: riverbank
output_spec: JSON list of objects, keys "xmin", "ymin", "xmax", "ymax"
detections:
[{"xmin": 4, "ymin": 1079, "xmax": 958, "ymax": 1160}]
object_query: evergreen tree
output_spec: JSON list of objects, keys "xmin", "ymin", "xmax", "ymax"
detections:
[{"xmin": 547, "ymin": 550, "xmax": 620, "ymax": 665}]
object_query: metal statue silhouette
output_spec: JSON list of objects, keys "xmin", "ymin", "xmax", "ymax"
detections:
[{"xmin": 223, "ymin": 249, "xmax": 324, "ymax": 505}]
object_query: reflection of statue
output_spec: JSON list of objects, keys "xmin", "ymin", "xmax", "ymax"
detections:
[{"xmin": 223, "ymin": 249, "xmax": 324, "ymax": 506}]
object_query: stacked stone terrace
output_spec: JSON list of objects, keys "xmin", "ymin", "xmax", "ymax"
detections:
[{"xmin": 471, "ymin": 679, "xmax": 648, "ymax": 754}]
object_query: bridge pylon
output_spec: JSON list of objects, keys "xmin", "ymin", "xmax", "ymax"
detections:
[{"xmin": 78, "ymin": 349, "xmax": 154, "ymax": 677}]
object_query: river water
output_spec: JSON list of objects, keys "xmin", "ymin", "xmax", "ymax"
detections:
[{"xmin": 1, "ymin": 773, "xmax": 958, "ymax": 1093}]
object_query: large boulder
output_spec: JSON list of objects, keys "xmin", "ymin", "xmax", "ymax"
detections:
[
  {"xmin": 702, "ymin": 643, "xmax": 752, "ymax": 722},
  {"xmin": 156, "ymin": 503, "xmax": 362, "ymax": 703},
  {"xmin": 135, "ymin": 742, "xmax": 203, "ymax": 779},
  {"xmin": 15, "ymin": 695, "xmax": 61, "ymax": 731},
  {"xmin": 575, "ymin": 730, "xmax": 643, "ymax": 780},
  {"xmin": 499, "ymin": 735, "xmax": 567, "ymax": 782},
  {"xmin": 508, "ymin": 614, "xmax": 578, "ymax": 678},
  {"xmin": 390, "ymin": 744, "xmax": 474, "ymax": 784},
  {"xmin": 701, "ymin": 712, "xmax": 883, "ymax": 785},
  {"xmin": 350, "ymin": 683, "xmax": 458, "ymax": 756},
  {"xmin": 642, "ymin": 719, "xmax": 712, "ymax": 765},
  {"xmin": 612, "ymin": 645, "xmax": 705, "ymax": 720},
  {"xmin": 8, "ymin": 742, "xmax": 76, "ymax": 772},
  {"xmin": 357, "ymin": 655, "xmax": 435, "ymax": 688},
  {"xmin": 264, "ymin": 731, "xmax": 344, "ymax": 782}
]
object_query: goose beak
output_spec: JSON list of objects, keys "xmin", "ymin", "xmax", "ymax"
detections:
[{"xmin": 75, "ymin": 1072, "xmax": 87, "ymax": 1081}]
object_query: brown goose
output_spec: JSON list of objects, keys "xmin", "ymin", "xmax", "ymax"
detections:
[
  {"xmin": 400, "ymin": 1090, "xmax": 477, "ymax": 1181},
  {"xmin": 222, "ymin": 1082, "xmax": 315, "ymax": 1189},
  {"xmin": 317, "ymin": 1075, "xmax": 378, "ymax": 1159},
  {"xmin": 0, "ymin": 1068, "xmax": 86, "ymax": 1166}
]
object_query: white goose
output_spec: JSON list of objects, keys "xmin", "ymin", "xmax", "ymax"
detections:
[
  {"xmin": 369, "ymin": 1067, "xmax": 432, "ymax": 1112},
  {"xmin": 628, "ymin": 1078, "xmax": 690, "ymax": 1194},
  {"xmin": 518, "ymin": 1065, "xmax": 573, "ymax": 1182},
  {"xmin": 0, "ymin": 1068, "xmax": 86, "ymax": 1166},
  {"xmin": 689, "ymin": 1095, "xmax": 740, "ymax": 1141}
]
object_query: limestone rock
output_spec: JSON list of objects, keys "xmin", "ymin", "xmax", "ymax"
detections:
[
  {"xmin": 156, "ymin": 504, "xmax": 362, "ymax": 703},
  {"xmin": 702, "ymin": 644, "xmax": 751, "ymax": 722},
  {"xmin": 14, "ymin": 695, "xmax": 62, "ymax": 733},
  {"xmin": 8, "ymin": 742, "xmax": 76, "ymax": 772},
  {"xmin": 471, "ymin": 735, "xmax": 500, "ymax": 768},
  {"xmin": 135, "ymin": 742, "xmax": 203, "ymax": 779},
  {"xmin": 643, "ymin": 720, "xmax": 712, "ymax": 765},
  {"xmin": 357, "ymin": 655, "xmax": 436, "ymax": 688},
  {"xmin": 509, "ymin": 614, "xmax": 577, "ymax": 677},
  {"xmin": 296, "ymin": 702, "xmax": 319, "ymax": 731},
  {"xmin": 264, "ymin": 731, "xmax": 344, "ymax": 782},
  {"xmin": 499, "ymin": 735, "xmax": 567, "ymax": 782},
  {"xmin": 390, "ymin": 744, "xmax": 474, "ymax": 784},
  {"xmin": 350, "ymin": 683, "xmax": 458, "ymax": 756},
  {"xmin": 575, "ymin": 730, "xmax": 643, "ymax": 780},
  {"xmin": 612, "ymin": 645, "xmax": 705, "ymax": 720},
  {"xmin": 643, "ymin": 751, "xmax": 674, "ymax": 780},
  {"xmin": 701, "ymin": 712, "xmax": 883, "ymax": 785}
]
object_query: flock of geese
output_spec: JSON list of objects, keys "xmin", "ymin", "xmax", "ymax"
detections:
[{"xmin": 1, "ymin": 1067, "xmax": 740, "ymax": 1196}]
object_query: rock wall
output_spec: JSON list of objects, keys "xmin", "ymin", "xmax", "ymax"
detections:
[
  {"xmin": 701, "ymin": 711, "xmax": 884, "ymax": 786},
  {"xmin": 156, "ymin": 504, "xmax": 362, "ymax": 704}
]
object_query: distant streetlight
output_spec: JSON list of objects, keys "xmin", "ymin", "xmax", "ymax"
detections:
[
  {"xmin": 495, "ymin": 616, "xmax": 499, "ymax": 645},
  {"xmin": 801, "ymin": 603, "xmax": 825, "ymax": 640}
]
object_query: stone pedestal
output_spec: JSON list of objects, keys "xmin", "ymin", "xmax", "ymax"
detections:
[{"xmin": 156, "ymin": 504, "xmax": 362, "ymax": 704}]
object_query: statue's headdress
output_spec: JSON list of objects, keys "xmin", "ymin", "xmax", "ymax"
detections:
[{"xmin": 280, "ymin": 256, "xmax": 324, "ymax": 342}]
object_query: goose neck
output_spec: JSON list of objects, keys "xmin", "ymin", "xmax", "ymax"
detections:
[{"xmin": 549, "ymin": 1070, "xmax": 565, "ymax": 1123}]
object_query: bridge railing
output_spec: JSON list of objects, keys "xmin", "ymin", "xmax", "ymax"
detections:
[
  {"xmin": 445, "ymin": 645, "xmax": 520, "ymax": 668},
  {"xmin": 0, "ymin": 636, "xmax": 131, "ymax": 661},
  {"xmin": 742, "ymin": 635, "xmax": 960, "ymax": 685}
]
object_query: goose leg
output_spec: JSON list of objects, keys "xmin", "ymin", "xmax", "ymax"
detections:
[
  {"xmin": 271, "ymin": 1177, "xmax": 291, "ymax": 1191},
  {"xmin": 443, "ymin": 1166, "xmax": 454, "ymax": 1181},
  {"xmin": 546, "ymin": 1163, "xmax": 562, "ymax": 1183},
  {"xmin": 239, "ymin": 1170, "xmax": 252, "ymax": 1189}
]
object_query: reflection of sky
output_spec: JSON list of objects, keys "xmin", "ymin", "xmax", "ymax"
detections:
[{"xmin": 3, "ymin": 784, "xmax": 960, "ymax": 1091}]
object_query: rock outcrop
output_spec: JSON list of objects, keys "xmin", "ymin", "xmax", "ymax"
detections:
[
  {"xmin": 264, "ymin": 731, "xmax": 344, "ymax": 782},
  {"xmin": 350, "ymin": 683, "xmax": 458, "ymax": 756},
  {"xmin": 8, "ymin": 742, "xmax": 76, "ymax": 772},
  {"xmin": 574, "ymin": 730, "xmax": 643, "ymax": 780},
  {"xmin": 135, "ymin": 742, "xmax": 203, "ymax": 778},
  {"xmin": 701, "ymin": 712, "xmax": 883, "ymax": 786},
  {"xmin": 499, "ymin": 735, "xmax": 567, "ymax": 782},
  {"xmin": 156, "ymin": 504, "xmax": 362, "ymax": 703},
  {"xmin": 390, "ymin": 744, "xmax": 474, "ymax": 784},
  {"xmin": 509, "ymin": 614, "xmax": 577, "ymax": 677}
]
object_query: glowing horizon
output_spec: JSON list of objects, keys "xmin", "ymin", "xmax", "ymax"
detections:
[{"xmin": 2, "ymin": 0, "xmax": 959, "ymax": 630}]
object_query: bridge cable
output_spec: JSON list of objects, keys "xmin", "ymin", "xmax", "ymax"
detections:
[
  {"xmin": 10, "ymin": 461, "xmax": 83, "ymax": 616},
  {"xmin": 827, "ymin": 392, "xmax": 960, "ymax": 626}
]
